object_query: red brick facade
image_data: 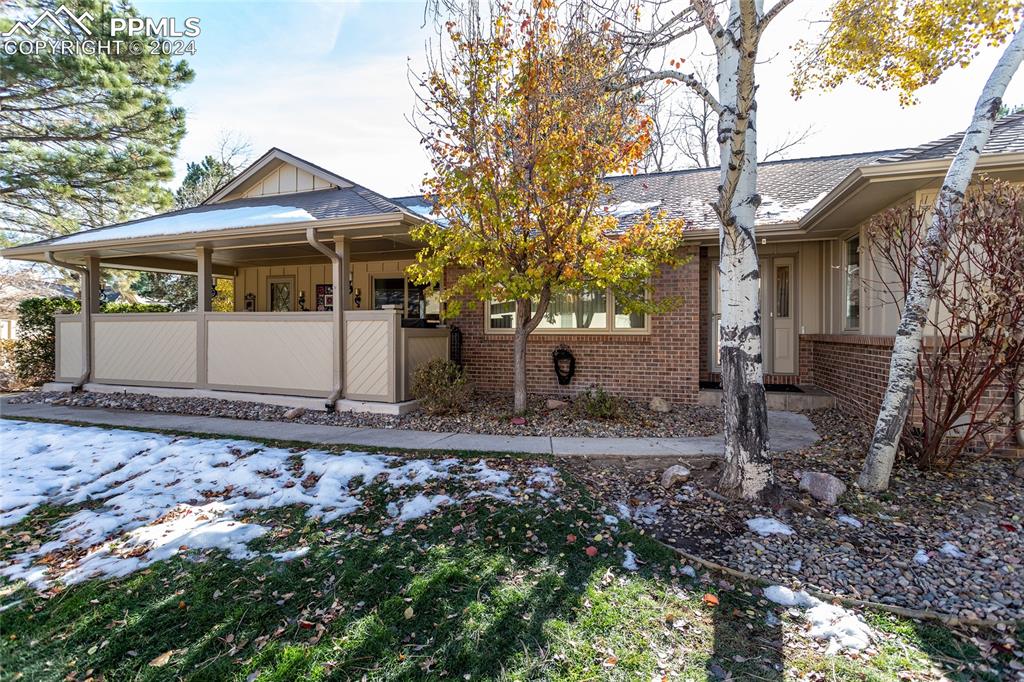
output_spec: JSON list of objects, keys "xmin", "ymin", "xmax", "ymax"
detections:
[
  {"xmin": 801, "ymin": 334, "xmax": 1022, "ymax": 457},
  {"xmin": 446, "ymin": 246, "xmax": 701, "ymax": 405}
]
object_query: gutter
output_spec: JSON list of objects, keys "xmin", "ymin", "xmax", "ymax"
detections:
[
  {"xmin": 305, "ymin": 228, "xmax": 344, "ymax": 409},
  {"xmin": 44, "ymin": 251, "xmax": 91, "ymax": 390}
]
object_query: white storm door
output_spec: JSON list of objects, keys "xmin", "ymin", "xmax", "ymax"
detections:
[{"xmin": 771, "ymin": 257, "xmax": 796, "ymax": 374}]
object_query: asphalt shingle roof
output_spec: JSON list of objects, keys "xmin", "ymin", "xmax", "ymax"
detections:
[
  {"xmin": 19, "ymin": 114, "xmax": 1024, "ymax": 249},
  {"xmin": 876, "ymin": 111, "xmax": 1024, "ymax": 163},
  {"xmin": 30, "ymin": 186, "xmax": 404, "ymax": 248},
  {"xmin": 604, "ymin": 150, "xmax": 893, "ymax": 230}
]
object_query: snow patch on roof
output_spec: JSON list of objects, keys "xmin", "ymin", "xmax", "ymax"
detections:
[
  {"xmin": 49, "ymin": 205, "xmax": 317, "ymax": 246},
  {"xmin": 600, "ymin": 200, "xmax": 662, "ymax": 217},
  {"xmin": 756, "ymin": 191, "xmax": 829, "ymax": 224}
]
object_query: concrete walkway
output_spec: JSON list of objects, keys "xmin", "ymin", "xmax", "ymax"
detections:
[{"xmin": 0, "ymin": 399, "xmax": 819, "ymax": 457}]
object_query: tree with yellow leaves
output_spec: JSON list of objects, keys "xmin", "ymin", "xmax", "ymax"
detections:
[
  {"xmin": 795, "ymin": 0, "xmax": 1024, "ymax": 492},
  {"xmin": 409, "ymin": 0, "xmax": 687, "ymax": 414}
]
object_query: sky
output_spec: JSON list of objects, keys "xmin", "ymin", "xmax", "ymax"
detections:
[{"xmin": 134, "ymin": 0, "xmax": 1024, "ymax": 198}]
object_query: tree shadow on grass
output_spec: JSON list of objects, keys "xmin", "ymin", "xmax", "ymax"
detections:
[
  {"xmin": 708, "ymin": 587, "xmax": 785, "ymax": 681},
  {"xmin": 0, "ymin": 490, "xmax": 640, "ymax": 681}
]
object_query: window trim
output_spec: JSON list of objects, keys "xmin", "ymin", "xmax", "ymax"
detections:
[
  {"xmin": 842, "ymin": 234, "xmax": 861, "ymax": 331},
  {"xmin": 484, "ymin": 288, "xmax": 651, "ymax": 336}
]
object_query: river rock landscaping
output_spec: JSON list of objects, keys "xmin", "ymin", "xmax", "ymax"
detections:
[
  {"xmin": 7, "ymin": 390, "xmax": 723, "ymax": 438},
  {"xmin": 2, "ymin": 418, "xmax": 1019, "ymax": 680},
  {"xmin": 563, "ymin": 409, "xmax": 1024, "ymax": 625}
]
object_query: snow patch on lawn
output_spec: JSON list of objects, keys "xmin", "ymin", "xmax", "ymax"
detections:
[
  {"xmin": 269, "ymin": 547, "xmax": 310, "ymax": 562},
  {"xmin": 764, "ymin": 585, "xmax": 875, "ymax": 653},
  {"xmin": 396, "ymin": 494, "xmax": 452, "ymax": 521},
  {"xmin": 0, "ymin": 421, "xmax": 559, "ymax": 588},
  {"xmin": 622, "ymin": 548, "xmax": 639, "ymax": 571},
  {"xmin": 746, "ymin": 517, "xmax": 794, "ymax": 536}
]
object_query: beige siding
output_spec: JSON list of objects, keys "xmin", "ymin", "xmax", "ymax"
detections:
[
  {"xmin": 93, "ymin": 316, "xmax": 197, "ymax": 385},
  {"xmin": 344, "ymin": 312, "xmax": 398, "ymax": 401},
  {"xmin": 241, "ymin": 162, "xmax": 334, "ymax": 199},
  {"xmin": 206, "ymin": 315, "xmax": 334, "ymax": 395},
  {"xmin": 401, "ymin": 330, "xmax": 450, "ymax": 401},
  {"xmin": 56, "ymin": 317, "xmax": 82, "ymax": 380},
  {"xmin": 233, "ymin": 259, "xmax": 418, "ymax": 312}
]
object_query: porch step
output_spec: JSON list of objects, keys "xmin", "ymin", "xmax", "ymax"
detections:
[{"xmin": 697, "ymin": 385, "xmax": 835, "ymax": 411}]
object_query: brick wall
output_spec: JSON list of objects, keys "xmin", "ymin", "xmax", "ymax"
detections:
[
  {"xmin": 802, "ymin": 334, "xmax": 1022, "ymax": 457},
  {"xmin": 446, "ymin": 246, "xmax": 701, "ymax": 405}
]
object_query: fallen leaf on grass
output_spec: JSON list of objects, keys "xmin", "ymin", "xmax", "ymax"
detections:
[
  {"xmin": 566, "ymin": 534, "xmax": 577, "ymax": 543},
  {"xmin": 404, "ymin": 606, "xmax": 414, "ymax": 619},
  {"xmin": 149, "ymin": 650, "xmax": 175, "ymax": 667},
  {"xmin": 585, "ymin": 546, "xmax": 598, "ymax": 557},
  {"xmin": 703, "ymin": 593, "xmax": 720, "ymax": 607}
]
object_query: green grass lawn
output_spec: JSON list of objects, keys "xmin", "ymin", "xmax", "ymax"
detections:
[{"xmin": 0, "ymin": 451, "xmax": 1012, "ymax": 681}]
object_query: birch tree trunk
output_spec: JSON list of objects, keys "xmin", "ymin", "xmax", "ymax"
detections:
[
  {"xmin": 858, "ymin": 22, "xmax": 1024, "ymax": 492},
  {"xmin": 714, "ymin": 0, "xmax": 775, "ymax": 500}
]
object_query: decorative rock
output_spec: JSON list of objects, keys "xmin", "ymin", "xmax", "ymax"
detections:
[
  {"xmin": 1015, "ymin": 463, "xmax": 1024, "ymax": 479},
  {"xmin": 546, "ymin": 399, "xmax": 568, "ymax": 410},
  {"xmin": 648, "ymin": 397, "xmax": 671, "ymax": 413},
  {"xmin": 660, "ymin": 465, "xmax": 690, "ymax": 489},
  {"xmin": 798, "ymin": 471, "xmax": 847, "ymax": 505},
  {"xmin": 283, "ymin": 406, "xmax": 306, "ymax": 420}
]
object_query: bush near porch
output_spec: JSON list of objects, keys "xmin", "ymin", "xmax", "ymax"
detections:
[{"xmin": 12, "ymin": 297, "xmax": 169, "ymax": 386}]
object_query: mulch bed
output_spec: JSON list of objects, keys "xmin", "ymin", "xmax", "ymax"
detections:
[
  {"xmin": 562, "ymin": 409, "xmax": 1024, "ymax": 622},
  {"xmin": 7, "ymin": 390, "xmax": 723, "ymax": 438}
]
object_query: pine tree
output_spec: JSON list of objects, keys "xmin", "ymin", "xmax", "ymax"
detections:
[{"xmin": 0, "ymin": 0, "xmax": 193, "ymax": 242}]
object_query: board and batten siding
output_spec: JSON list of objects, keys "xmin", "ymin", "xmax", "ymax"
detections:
[
  {"xmin": 240, "ymin": 162, "xmax": 334, "ymax": 199},
  {"xmin": 233, "ymin": 259, "xmax": 418, "ymax": 312}
]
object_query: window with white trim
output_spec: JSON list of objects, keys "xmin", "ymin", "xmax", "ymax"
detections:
[
  {"xmin": 844, "ymin": 235, "xmax": 861, "ymax": 329},
  {"xmin": 486, "ymin": 287, "xmax": 647, "ymax": 333}
]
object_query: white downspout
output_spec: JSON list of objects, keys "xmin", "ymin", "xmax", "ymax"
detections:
[
  {"xmin": 305, "ymin": 228, "xmax": 344, "ymax": 409},
  {"xmin": 45, "ymin": 251, "xmax": 91, "ymax": 390}
]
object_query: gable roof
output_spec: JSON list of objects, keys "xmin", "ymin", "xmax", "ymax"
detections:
[
  {"xmin": 8, "ymin": 150, "xmax": 414, "ymax": 251},
  {"xmin": 203, "ymin": 148, "xmax": 351, "ymax": 204},
  {"xmin": 875, "ymin": 111, "xmax": 1024, "ymax": 163},
  {"xmin": 18, "ymin": 187, "xmax": 406, "ymax": 250}
]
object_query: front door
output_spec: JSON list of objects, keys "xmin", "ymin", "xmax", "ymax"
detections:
[
  {"xmin": 770, "ymin": 257, "xmax": 796, "ymax": 374},
  {"xmin": 708, "ymin": 255, "xmax": 797, "ymax": 376}
]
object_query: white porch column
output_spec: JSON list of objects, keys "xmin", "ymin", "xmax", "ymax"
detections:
[{"xmin": 196, "ymin": 246, "xmax": 212, "ymax": 387}]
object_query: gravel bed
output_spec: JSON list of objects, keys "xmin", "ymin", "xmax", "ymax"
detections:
[
  {"xmin": 563, "ymin": 408, "xmax": 1024, "ymax": 622},
  {"xmin": 6, "ymin": 390, "xmax": 723, "ymax": 438}
]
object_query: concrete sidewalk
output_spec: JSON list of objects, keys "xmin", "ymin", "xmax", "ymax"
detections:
[{"xmin": 0, "ymin": 399, "xmax": 819, "ymax": 457}]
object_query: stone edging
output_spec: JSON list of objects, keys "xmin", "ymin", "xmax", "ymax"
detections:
[{"xmin": 657, "ymin": 538, "xmax": 1016, "ymax": 629}]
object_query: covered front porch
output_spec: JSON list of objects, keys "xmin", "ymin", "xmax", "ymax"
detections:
[{"xmin": 19, "ymin": 211, "xmax": 449, "ymax": 412}]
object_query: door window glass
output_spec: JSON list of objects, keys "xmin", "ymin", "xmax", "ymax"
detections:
[{"xmin": 775, "ymin": 265, "xmax": 790, "ymax": 318}]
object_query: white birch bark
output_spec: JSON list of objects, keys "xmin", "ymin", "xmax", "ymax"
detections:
[
  {"xmin": 714, "ymin": 0, "xmax": 775, "ymax": 500},
  {"xmin": 858, "ymin": 22, "xmax": 1024, "ymax": 492}
]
